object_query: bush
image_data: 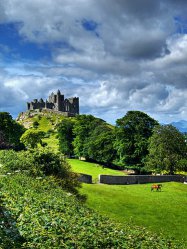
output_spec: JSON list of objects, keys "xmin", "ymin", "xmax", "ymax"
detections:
[
  {"xmin": 0, "ymin": 148, "xmax": 80, "ymax": 193},
  {"xmin": 0, "ymin": 149, "xmax": 34, "ymax": 173},
  {"xmin": 44, "ymin": 129, "xmax": 54, "ymax": 138},
  {"xmin": 32, "ymin": 120, "xmax": 39, "ymax": 128},
  {"xmin": 20, "ymin": 130, "xmax": 45, "ymax": 149}
]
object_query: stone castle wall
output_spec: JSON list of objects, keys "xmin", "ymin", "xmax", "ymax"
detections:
[{"xmin": 27, "ymin": 90, "xmax": 79, "ymax": 117}]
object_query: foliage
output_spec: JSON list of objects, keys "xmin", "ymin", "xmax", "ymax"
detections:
[
  {"xmin": 115, "ymin": 111, "xmax": 158, "ymax": 172},
  {"xmin": 72, "ymin": 114, "xmax": 116, "ymax": 166},
  {"xmin": 0, "ymin": 130, "xmax": 11, "ymax": 149},
  {"xmin": 0, "ymin": 149, "xmax": 34, "ymax": 173},
  {"xmin": 0, "ymin": 201, "xmax": 24, "ymax": 248},
  {"xmin": 73, "ymin": 114, "xmax": 106, "ymax": 158},
  {"xmin": 0, "ymin": 174, "xmax": 183, "ymax": 249},
  {"xmin": 85, "ymin": 124, "xmax": 117, "ymax": 166},
  {"xmin": 32, "ymin": 120, "xmax": 39, "ymax": 128},
  {"xmin": 177, "ymin": 158, "xmax": 187, "ymax": 172},
  {"xmin": 146, "ymin": 125, "xmax": 187, "ymax": 174},
  {"xmin": 57, "ymin": 118, "xmax": 75, "ymax": 157},
  {"xmin": 0, "ymin": 148, "xmax": 80, "ymax": 193},
  {"xmin": 20, "ymin": 129, "xmax": 45, "ymax": 148},
  {"xmin": 0, "ymin": 112, "xmax": 25, "ymax": 150}
]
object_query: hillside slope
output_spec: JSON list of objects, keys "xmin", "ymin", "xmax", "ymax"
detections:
[
  {"xmin": 17, "ymin": 109, "xmax": 75, "ymax": 151},
  {"xmin": 0, "ymin": 174, "xmax": 183, "ymax": 249}
]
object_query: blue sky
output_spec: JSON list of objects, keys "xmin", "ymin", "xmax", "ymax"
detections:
[{"xmin": 1, "ymin": 0, "xmax": 187, "ymax": 124}]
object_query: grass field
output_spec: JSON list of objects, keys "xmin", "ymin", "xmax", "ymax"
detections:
[
  {"xmin": 68, "ymin": 159, "xmax": 187, "ymax": 245},
  {"xmin": 68, "ymin": 159, "xmax": 126, "ymax": 182},
  {"xmin": 80, "ymin": 183, "xmax": 187, "ymax": 245}
]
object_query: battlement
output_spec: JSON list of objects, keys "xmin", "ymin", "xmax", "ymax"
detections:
[{"xmin": 27, "ymin": 90, "xmax": 79, "ymax": 116}]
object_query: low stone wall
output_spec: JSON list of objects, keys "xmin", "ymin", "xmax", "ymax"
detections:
[
  {"xmin": 99, "ymin": 175, "xmax": 186, "ymax": 185},
  {"xmin": 78, "ymin": 173, "xmax": 92, "ymax": 184},
  {"xmin": 184, "ymin": 175, "xmax": 187, "ymax": 182}
]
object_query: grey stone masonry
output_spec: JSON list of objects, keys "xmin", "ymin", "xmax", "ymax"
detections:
[
  {"xmin": 27, "ymin": 90, "xmax": 79, "ymax": 117},
  {"xmin": 78, "ymin": 173, "xmax": 92, "ymax": 184},
  {"xmin": 99, "ymin": 175, "xmax": 186, "ymax": 185}
]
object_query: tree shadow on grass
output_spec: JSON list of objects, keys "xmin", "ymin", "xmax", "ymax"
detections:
[{"xmin": 0, "ymin": 205, "xmax": 25, "ymax": 249}]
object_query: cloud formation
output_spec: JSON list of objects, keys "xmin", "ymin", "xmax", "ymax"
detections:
[{"xmin": 0, "ymin": 0, "xmax": 187, "ymax": 123}]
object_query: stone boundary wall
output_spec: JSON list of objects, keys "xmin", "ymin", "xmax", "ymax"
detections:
[
  {"xmin": 99, "ymin": 175, "xmax": 186, "ymax": 185},
  {"xmin": 78, "ymin": 173, "xmax": 92, "ymax": 184}
]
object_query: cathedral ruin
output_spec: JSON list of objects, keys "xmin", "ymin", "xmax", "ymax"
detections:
[{"xmin": 27, "ymin": 90, "xmax": 79, "ymax": 117}]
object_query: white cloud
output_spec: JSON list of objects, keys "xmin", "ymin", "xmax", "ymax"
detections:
[{"xmin": 0, "ymin": 0, "xmax": 187, "ymax": 123}]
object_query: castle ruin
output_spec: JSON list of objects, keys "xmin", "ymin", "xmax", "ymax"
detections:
[{"xmin": 27, "ymin": 90, "xmax": 79, "ymax": 116}]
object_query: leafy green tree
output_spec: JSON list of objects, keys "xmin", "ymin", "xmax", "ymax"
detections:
[
  {"xmin": 0, "ymin": 130, "xmax": 11, "ymax": 149},
  {"xmin": 85, "ymin": 124, "xmax": 116, "ymax": 166},
  {"xmin": 146, "ymin": 125, "xmax": 187, "ymax": 174},
  {"xmin": 73, "ymin": 115, "xmax": 105, "ymax": 158},
  {"xmin": 57, "ymin": 118, "xmax": 75, "ymax": 157},
  {"xmin": 20, "ymin": 129, "xmax": 45, "ymax": 148},
  {"xmin": 115, "ymin": 111, "xmax": 158, "ymax": 172},
  {"xmin": 0, "ymin": 112, "xmax": 25, "ymax": 150}
]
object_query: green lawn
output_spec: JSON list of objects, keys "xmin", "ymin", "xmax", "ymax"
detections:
[
  {"xmin": 68, "ymin": 159, "xmax": 187, "ymax": 245},
  {"xmin": 68, "ymin": 159, "xmax": 126, "ymax": 182},
  {"xmin": 79, "ymin": 182, "xmax": 187, "ymax": 245}
]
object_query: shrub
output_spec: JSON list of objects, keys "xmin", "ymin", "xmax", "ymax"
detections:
[
  {"xmin": 32, "ymin": 120, "xmax": 39, "ymax": 128},
  {"xmin": 20, "ymin": 130, "xmax": 45, "ymax": 148},
  {"xmin": 0, "ymin": 148, "xmax": 80, "ymax": 193}
]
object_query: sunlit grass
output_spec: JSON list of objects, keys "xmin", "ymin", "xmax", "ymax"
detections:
[
  {"xmin": 68, "ymin": 159, "xmax": 126, "ymax": 182},
  {"xmin": 43, "ymin": 133, "xmax": 59, "ymax": 152},
  {"xmin": 37, "ymin": 116, "xmax": 52, "ymax": 132},
  {"xmin": 79, "ymin": 182, "xmax": 187, "ymax": 245}
]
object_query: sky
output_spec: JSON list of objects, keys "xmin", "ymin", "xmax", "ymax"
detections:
[{"xmin": 1, "ymin": 0, "xmax": 187, "ymax": 124}]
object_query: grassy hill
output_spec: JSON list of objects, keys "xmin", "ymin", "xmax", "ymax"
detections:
[{"xmin": 18, "ymin": 109, "xmax": 75, "ymax": 151}]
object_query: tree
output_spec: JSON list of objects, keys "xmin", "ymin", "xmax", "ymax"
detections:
[
  {"xmin": 57, "ymin": 118, "xmax": 75, "ymax": 157},
  {"xmin": 85, "ymin": 124, "xmax": 116, "ymax": 166},
  {"xmin": 0, "ymin": 130, "xmax": 11, "ymax": 149},
  {"xmin": 73, "ymin": 115, "xmax": 105, "ymax": 158},
  {"xmin": 20, "ymin": 129, "xmax": 45, "ymax": 149},
  {"xmin": 115, "ymin": 111, "xmax": 158, "ymax": 172},
  {"xmin": 146, "ymin": 125, "xmax": 187, "ymax": 174},
  {"xmin": 0, "ymin": 112, "xmax": 25, "ymax": 150}
]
